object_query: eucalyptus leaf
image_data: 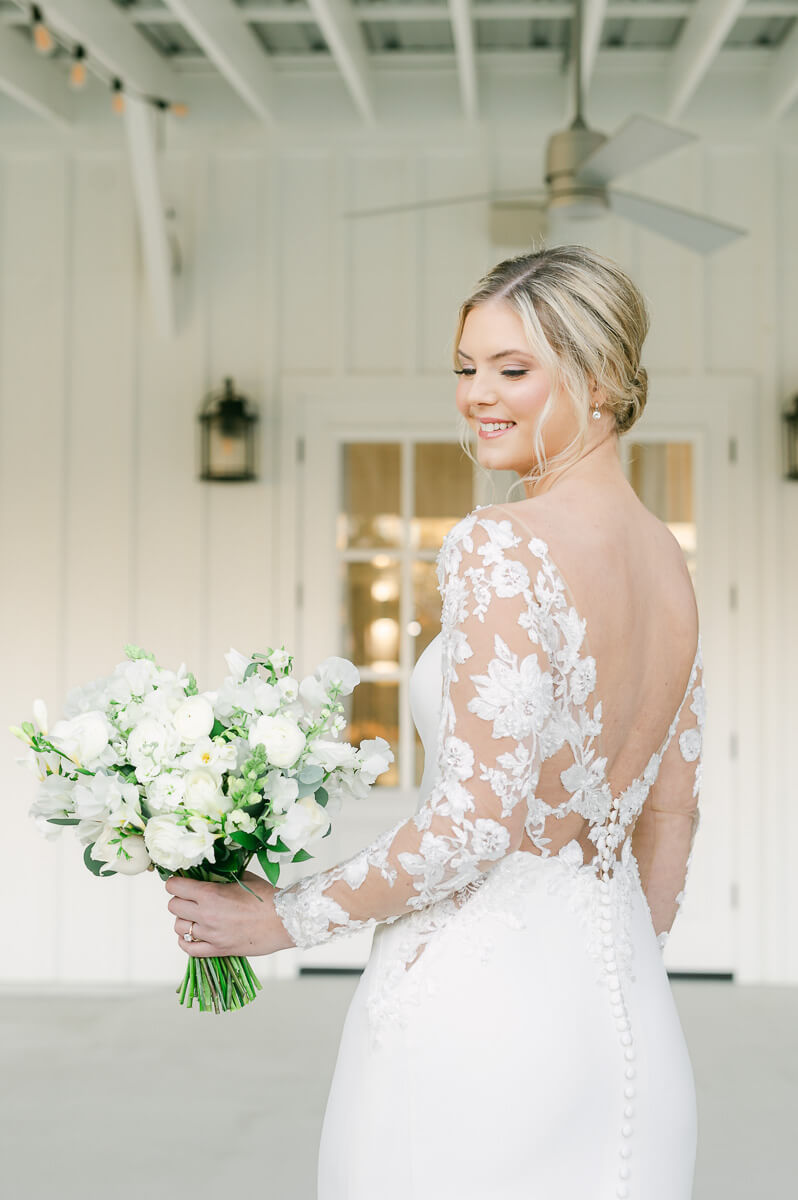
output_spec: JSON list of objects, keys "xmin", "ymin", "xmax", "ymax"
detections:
[
  {"xmin": 315, "ymin": 786, "xmax": 328, "ymax": 808},
  {"xmin": 298, "ymin": 764, "xmax": 324, "ymax": 785}
]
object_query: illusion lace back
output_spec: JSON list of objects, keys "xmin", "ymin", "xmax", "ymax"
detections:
[{"xmin": 274, "ymin": 503, "xmax": 705, "ymax": 1200}]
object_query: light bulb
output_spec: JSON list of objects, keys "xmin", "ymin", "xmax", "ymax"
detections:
[
  {"xmin": 31, "ymin": 6, "xmax": 54, "ymax": 55},
  {"xmin": 69, "ymin": 48, "xmax": 87, "ymax": 90},
  {"xmin": 170, "ymin": 102, "xmax": 189, "ymax": 118},
  {"xmin": 111, "ymin": 79, "xmax": 125, "ymax": 115}
]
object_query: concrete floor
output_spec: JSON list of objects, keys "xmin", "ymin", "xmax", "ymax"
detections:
[{"xmin": 0, "ymin": 976, "xmax": 794, "ymax": 1199}]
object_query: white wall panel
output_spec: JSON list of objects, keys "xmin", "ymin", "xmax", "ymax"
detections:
[{"xmin": 0, "ymin": 132, "xmax": 795, "ymax": 986}]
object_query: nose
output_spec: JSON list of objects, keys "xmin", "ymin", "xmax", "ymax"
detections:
[{"xmin": 465, "ymin": 374, "xmax": 499, "ymax": 409}]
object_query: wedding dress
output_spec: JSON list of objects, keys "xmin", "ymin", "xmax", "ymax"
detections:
[{"xmin": 273, "ymin": 501, "xmax": 705, "ymax": 1200}]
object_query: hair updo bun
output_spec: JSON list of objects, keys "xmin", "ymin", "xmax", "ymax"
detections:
[{"xmin": 617, "ymin": 365, "xmax": 648, "ymax": 434}]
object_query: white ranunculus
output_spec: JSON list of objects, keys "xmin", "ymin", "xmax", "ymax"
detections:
[
  {"xmin": 144, "ymin": 814, "xmax": 216, "ymax": 871},
  {"xmin": 90, "ymin": 827, "xmax": 151, "ymax": 875},
  {"xmin": 183, "ymin": 767, "xmax": 233, "ymax": 820},
  {"xmin": 172, "ymin": 695, "xmax": 215, "ymax": 743},
  {"xmin": 146, "ymin": 772, "xmax": 186, "ymax": 814},
  {"xmin": 275, "ymin": 795, "xmax": 331, "ymax": 854},
  {"xmin": 308, "ymin": 738, "xmax": 359, "ymax": 772},
  {"xmin": 316, "ymin": 656, "xmax": 359, "ymax": 696},
  {"xmin": 357, "ymin": 736, "xmax": 394, "ymax": 783},
  {"xmin": 249, "ymin": 714, "xmax": 306, "ymax": 768},
  {"xmin": 263, "ymin": 771, "xmax": 299, "ymax": 815},
  {"xmin": 49, "ymin": 711, "xmax": 113, "ymax": 768}
]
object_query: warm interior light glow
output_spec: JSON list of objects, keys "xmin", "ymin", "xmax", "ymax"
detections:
[
  {"xmin": 171, "ymin": 102, "xmax": 189, "ymax": 118},
  {"xmin": 69, "ymin": 60, "xmax": 87, "ymax": 89},
  {"xmin": 371, "ymin": 579, "xmax": 398, "ymax": 603},
  {"xmin": 32, "ymin": 12, "xmax": 54, "ymax": 55}
]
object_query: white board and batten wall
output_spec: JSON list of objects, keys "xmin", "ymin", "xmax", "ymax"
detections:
[{"xmin": 0, "ymin": 130, "xmax": 795, "ymax": 989}]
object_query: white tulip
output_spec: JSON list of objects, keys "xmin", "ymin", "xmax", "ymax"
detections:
[
  {"xmin": 249, "ymin": 714, "xmax": 306, "ymax": 768},
  {"xmin": 144, "ymin": 814, "xmax": 216, "ymax": 871},
  {"xmin": 275, "ymin": 795, "xmax": 331, "ymax": 853},
  {"xmin": 172, "ymin": 696, "xmax": 215, "ymax": 743},
  {"xmin": 90, "ymin": 828, "xmax": 151, "ymax": 875}
]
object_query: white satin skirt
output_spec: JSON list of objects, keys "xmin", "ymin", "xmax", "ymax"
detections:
[{"xmin": 316, "ymin": 850, "xmax": 696, "ymax": 1200}]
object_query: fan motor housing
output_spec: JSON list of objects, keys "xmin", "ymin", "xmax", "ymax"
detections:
[{"xmin": 545, "ymin": 127, "xmax": 608, "ymax": 209}]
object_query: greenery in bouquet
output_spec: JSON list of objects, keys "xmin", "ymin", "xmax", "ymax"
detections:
[{"xmin": 11, "ymin": 645, "xmax": 393, "ymax": 1013}]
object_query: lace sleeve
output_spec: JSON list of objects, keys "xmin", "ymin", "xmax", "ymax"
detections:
[
  {"xmin": 631, "ymin": 644, "xmax": 705, "ymax": 948},
  {"xmin": 272, "ymin": 508, "xmax": 560, "ymax": 950}
]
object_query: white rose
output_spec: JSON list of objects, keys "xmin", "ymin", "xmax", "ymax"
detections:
[
  {"xmin": 172, "ymin": 696, "xmax": 215, "ymax": 743},
  {"xmin": 50, "ymin": 711, "xmax": 112, "ymax": 768},
  {"xmin": 308, "ymin": 738, "xmax": 359, "ymax": 772},
  {"xmin": 90, "ymin": 827, "xmax": 151, "ymax": 876},
  {"xmin": 263, "ymin": 771, "xmax": 299, "ymax": 815},
  {"xmin": 249, "ymin": 714, "xmax": 306, "ymax": 768},
  {"xmin": 144, "ymin": 814, "xmax": 216, "ymax": 871},
  {"xmin": 183, "ymin": 767, "xmax": 233, "ymax": 820},
  {"xmin": 275, "ymin": 795, "xmax": 331, "ymax": 854}
]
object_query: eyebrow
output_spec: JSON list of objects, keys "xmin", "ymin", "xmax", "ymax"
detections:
[{"xmin": 456, "ymin": 347, "xmax": 534, "ymax": 361}]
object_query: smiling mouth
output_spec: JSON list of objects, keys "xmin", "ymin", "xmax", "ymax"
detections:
[{"xmin": 477, "ymin": 420, "xmax": 516, "ymax": 438}]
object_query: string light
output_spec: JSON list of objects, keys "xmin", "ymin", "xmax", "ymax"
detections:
[
  {"xmin": 14, "ymin": 3, "xmax": 189, "ymax": 118},
  {"xmin": 31, "ymin": 4, "xmax": 54, "ymax": 54},
  {"xmin": 111, "ymin": 77, "xmax": 125, "ymax": 115},
  {"xmin": 69, "ymin": 45, "xmax": 87, "ymax": 90}
]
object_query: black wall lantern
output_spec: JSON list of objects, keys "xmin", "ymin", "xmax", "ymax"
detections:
[
  {"xmin": 198, "ymin": 377, "xmax": 258, "ymax": 482},
  {"xmin": 783, "ymin": 395, "xmax": 798, "ymax": 481}
]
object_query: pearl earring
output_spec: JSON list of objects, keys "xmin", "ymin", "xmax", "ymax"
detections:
[{"xmin": 592, "ymin": 405, "xmax": 601, "ymax": 421}]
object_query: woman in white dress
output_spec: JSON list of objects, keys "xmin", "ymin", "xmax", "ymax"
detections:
[{"xmin": 166, "ymin": 244, "xmax": 705, "ymax": 1200}]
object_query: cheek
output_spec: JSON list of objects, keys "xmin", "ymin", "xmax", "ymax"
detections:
[{"xmin": 509, "ymin": 376, "xmax": 551, "ymax": 424}]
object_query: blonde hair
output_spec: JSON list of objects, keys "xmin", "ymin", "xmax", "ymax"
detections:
[{"xmin": 452, "ymin": 243, "xmax": 650, "ymax": 497}]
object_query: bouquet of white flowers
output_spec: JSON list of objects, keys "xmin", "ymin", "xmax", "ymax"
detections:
[{"xmin": 11, "ymin": 644, "xmax": 393, "ymax": 1013}]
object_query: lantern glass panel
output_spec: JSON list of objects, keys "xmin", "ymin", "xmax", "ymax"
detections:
[{"xmin": 205, "ymin": 416, "xmax": 251, "ymax": 479}]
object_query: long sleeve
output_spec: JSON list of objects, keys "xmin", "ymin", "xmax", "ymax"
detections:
[
  {"xmin": 631, "ymin": 641, "xmax": 705, "ymax": 946},
  {"xmin": 273, "ymin": 510, "xmax": 561, "ymax": 950}
]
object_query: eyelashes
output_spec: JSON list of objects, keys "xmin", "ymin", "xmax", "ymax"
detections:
[{"xmin": 452, "ymin": 369, "xmax": 528, "ymax": 379}]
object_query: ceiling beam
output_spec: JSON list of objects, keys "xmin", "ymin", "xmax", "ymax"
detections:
[
  {"xmin": 304, "ymin": 0, "xmax": 376, "ymax": 123},
  {"xmin": 161, "ymin": 0, "xmax": 277, "ymax": 125},
  {"xmin": 40, "ymin": 0, "xmax": 177, "ymax": 99},
  {"xmin": 665, "ymin": 0, "xmax": 747, "ymax": 120},
  {"xmin": 123, "ymin": 95, "xmax": 176, "ymax": 339},
  {"xmin": 0, "ymin": 26, "xmax": 72, "ymax": 127},
  {"xmin": 448, "ymin": 0, "xmax": 478, "ymax": 120},
  {"xmin": 766, "ymin": 21, "xmax": 798, "ymax": 119},
  {"xmin": 581, "ymin": 0, "xmax": 608, "ymax": 94}
]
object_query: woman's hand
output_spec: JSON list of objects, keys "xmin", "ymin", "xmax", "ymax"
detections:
[{"xmin": 165, "ymin": 870, "xmax": 296, "ymax": 958}]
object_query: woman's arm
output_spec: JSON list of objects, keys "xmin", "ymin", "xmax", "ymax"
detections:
[
  {"xmin": 167, "ymin": 507, "xmax": 575, "ymax": 958},
  {"xmin": 632, "ymin": 648, "xmax": 705, "ymax": 946}
]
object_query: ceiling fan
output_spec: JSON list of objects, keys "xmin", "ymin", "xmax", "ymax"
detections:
[{"xmin": 342, "ymin": 0, "xmax": 746, "ymax": 255}]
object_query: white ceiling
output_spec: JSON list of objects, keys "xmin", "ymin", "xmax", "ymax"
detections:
[{"xmin": 0, "ymin": 0, "xmax": 795, "ymax": 127}]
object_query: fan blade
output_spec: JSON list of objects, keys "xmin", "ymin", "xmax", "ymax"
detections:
[
  {"xmin": 608, "ymin": 189, "xmax": 746, "ymax": 254},
  {"xmin": 341, "ymin": 189, "xmax": 545, "ymax": 219},
  {"xmin": 576, "ymin": 115, "xmax": 697, "ymax": 186},
  {"xmin": 490, "ymin": 202, "xmax": 548, "ymax": 245}
]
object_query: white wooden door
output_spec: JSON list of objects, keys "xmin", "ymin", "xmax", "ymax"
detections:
[{"xmin": 285, "ymin": 375, "xmax": 751, "ymax": 976}]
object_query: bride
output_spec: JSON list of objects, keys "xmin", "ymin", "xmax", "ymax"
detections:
[{"xmin": 166, "ymin": 244, "xmax": 705, "ymax": 1200}]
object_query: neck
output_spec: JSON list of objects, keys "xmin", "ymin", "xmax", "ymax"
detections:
[{"xmin": 523, "ymin": 428, "xmax": 627, "ymax": 499}]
